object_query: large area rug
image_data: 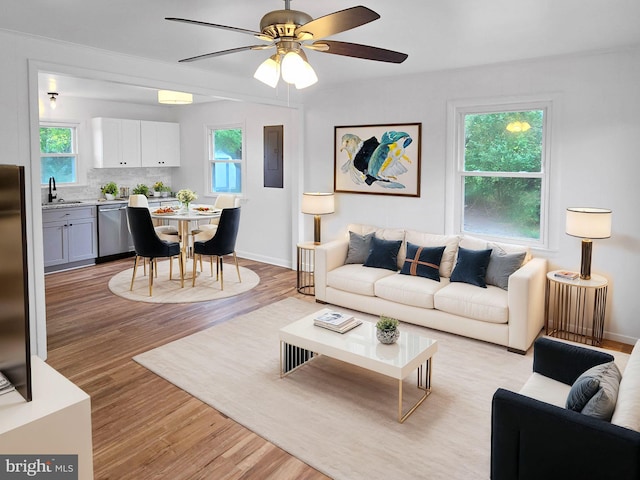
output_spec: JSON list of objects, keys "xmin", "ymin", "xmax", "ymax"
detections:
[
  {"xmin": 108, "ymin": 259, "xmax": 259, "ymax": 303},
  {"xmin": 134, "ymin": 298, "xmax": 534, "ymax": 479}
]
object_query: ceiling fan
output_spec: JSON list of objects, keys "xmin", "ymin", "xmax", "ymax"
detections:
[{"xmin": 166, "ymin": 0, "xmax": 408, "ymax": 89}]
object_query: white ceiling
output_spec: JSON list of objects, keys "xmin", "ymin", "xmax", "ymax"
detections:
[{"xmin": 5, "ymin": 0, "xmax": 640, "ymax": 104}]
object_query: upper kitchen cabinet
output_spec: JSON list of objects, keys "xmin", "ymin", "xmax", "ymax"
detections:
[
  {"xmin": 141, "ymin": 121, "xmax": 181, "ymax": 167},
  {"xmin": 92, "ymin": 117, "xmax": 141, "ymax": 168}
]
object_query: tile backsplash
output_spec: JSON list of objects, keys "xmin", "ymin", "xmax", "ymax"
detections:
[{"xmin": 41, "ymin": 167, "xmax": 175, "ymax": 204}]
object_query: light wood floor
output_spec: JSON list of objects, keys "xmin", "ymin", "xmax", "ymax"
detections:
[
  {"xmin": 45, "ymin": 257, "xmax": 329, "ymax": 480},
  {"xmin": 44, "ymin": 257, "xmax": 633, "ymax": 479}
]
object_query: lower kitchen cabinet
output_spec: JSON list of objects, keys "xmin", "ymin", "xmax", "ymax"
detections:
[{"xmin": 43, "ymin": 206, "xmax": 98, "ymax": 272}]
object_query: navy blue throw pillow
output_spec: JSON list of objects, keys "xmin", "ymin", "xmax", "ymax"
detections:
[
  {"xmin": 400, "ymin": 243, "xmax": 445, "ymax": 281},
  {"xmin": 450, "ymin": 247, "xmax": 493, "ymax": 288},
  {"xmin": 363, "ymin": 236, "xmax": 402, "ymax": 271}
]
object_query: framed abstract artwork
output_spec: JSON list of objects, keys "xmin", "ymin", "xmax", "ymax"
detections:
[{"xmin": 334, "ymin": 123, "xmax": 421, "ymax": 197}]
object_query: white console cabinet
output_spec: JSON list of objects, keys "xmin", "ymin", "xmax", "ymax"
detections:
[{"xmin": 0, "ymin": 357, "xmax": 93, "ymax": 479}]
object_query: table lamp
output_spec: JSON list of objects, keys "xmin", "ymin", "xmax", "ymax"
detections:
[
  {"xmin": 565, "ymin": 207, "xmax": 612, "ymax": 280},
  {"xmin": 302, "ymin": 192, "xmax": 335, "ymax": 244}
]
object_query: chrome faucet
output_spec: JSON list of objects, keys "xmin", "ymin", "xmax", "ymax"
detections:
[{"xmin": 48, "ymin": 176, "xmax": 57, "ymax": 203}]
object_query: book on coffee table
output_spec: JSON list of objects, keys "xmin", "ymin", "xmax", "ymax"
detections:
[
  {"xmin": 314, "ymin": 311, "xmax": 353, "ymax": 326},
  {"xmin": 314, "ymin": 317, "xmax": 362, "ymax": 334}
]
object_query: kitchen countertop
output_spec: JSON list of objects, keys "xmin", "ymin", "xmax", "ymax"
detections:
[{"xmin": 42, "ymin": 197, "xmax": 179, "ymax": 210}]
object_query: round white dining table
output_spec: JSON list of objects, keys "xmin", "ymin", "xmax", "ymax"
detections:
[{"xmin": 150, "ymin": 208, "xmax": 221, "ymax": 256}]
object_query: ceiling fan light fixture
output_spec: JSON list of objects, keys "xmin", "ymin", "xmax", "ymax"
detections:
[
  {"xmin": 294, "ymin": 59, "xmax": 318, "ymax": 89},
  {"xmin": 157, "ymin": 89, "xmax": 193, "ymax": 105},
  {"xmin": 254, "ymin": 55, "xmax": 281, "ymax": 88},
  {"xmin": 283, "ymin": 50, "xmax": 312, "ymax": 85},
  {"xmin": 48, "ymin": 92, "xmax": 58, "ymax": 109}
]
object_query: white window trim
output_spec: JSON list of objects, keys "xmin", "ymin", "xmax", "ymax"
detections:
[
  {"xmin": 39, "ymin": 121, "xmax": 81, "ymax": 186},
  {"xmin": 204, "ymin": 123, "xmax": 246, "ymax": 198},
  {"xmin": 446, "ymin": 96, "xmax": 554, "ymax": 249}
]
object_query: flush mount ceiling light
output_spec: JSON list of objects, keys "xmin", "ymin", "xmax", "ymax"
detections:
[
  {"xmin": 165, "ymin": 0, "xmax": 408, "ymax": 90},
  {"xmin": 506, "ymin": 121, "xmax": 531, "ymax": 132},
  {"xmin": 157, "ymin": 90, "xmax": 193, "ymax": 105},
  {"xmin": 48, "ymin": 92, "xmax": 58, "ymax": 109}
]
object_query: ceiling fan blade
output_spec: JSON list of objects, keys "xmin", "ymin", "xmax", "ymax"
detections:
[
  {"xmin": 166, "ymin": 17, "xmax": 273, "ymax": 42},
  {"xmin": 178, "ymin": 45, "xmax": 274, "ymax": 63},
  {"xmin": 312, "ymin": 40, "xmax": 408, "ymax": 63},
  {"xmin": 295, "ymin": 6, "xmax": 379, "ymax": 40}
]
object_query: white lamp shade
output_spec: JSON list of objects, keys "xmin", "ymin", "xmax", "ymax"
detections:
[
  {"xmin": 302, "ymin": 193, "xmax": 335, "ymax": 215},
  {"xmin": 281, "ymin": 51, "xmax": 306, "ymax": 84},
  {"xmin": 157, "ymin": 90, "xmax": 193, "ymax": 105},
  {"xmin": 566, "ymin": 207, "xmax": 612, "ymax": 239},
  {"xmin": 254, "ymin": 56, "xmax": 281, "ymax": 88},
  {"xmin": 294, "ymin": 60, "xmax": 318, "ymax": 89}
]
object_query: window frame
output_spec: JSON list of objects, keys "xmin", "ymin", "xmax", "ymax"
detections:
[
  {"xmin": 39, "ymin": 121, "xmax": 80, "ymax": 186},
  {"xmin": 206, "ymin": 123, "xmax": 245, "ymax": 196},
  {"xmin": 448, "ymin": 98, "xmax": 552, "ymax": 248}
]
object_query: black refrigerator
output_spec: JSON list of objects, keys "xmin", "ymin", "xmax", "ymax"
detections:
[{"xmin": 0, "ymin": 165, "xmax": 32, "ymax": 401}]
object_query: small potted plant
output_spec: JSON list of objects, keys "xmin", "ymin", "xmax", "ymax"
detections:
[
  {"xmin": 101, "ymin": 181, "xmax": 118, "ymax": 201},
  {"xmin": 376, "ymin": 315, "xmax": 400, "ymax": 344},
  {"xmin": 160, "ymin": 184, "xmax": 171, "ymax": 197},
  {"xmin": 132, "ymin": 184, "xmax": 150, "ymax": 197},
  {"xmin": 152, "ymin": 181, "xmax": 165, "ymax": 197}
]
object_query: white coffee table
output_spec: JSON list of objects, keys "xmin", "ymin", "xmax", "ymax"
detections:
[{"xmin": 279, "ymin": 309, "xmax": 438, "ymax": 423}]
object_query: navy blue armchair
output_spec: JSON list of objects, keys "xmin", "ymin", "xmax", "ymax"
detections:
[{"xmin": 491, "ymin": 337, "xmax": 640, "ymax": 480}]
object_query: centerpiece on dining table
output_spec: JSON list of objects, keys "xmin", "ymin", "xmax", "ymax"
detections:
[{"xmin": 176, "ymin": 189, "xmax": 197, "ymax": 213}]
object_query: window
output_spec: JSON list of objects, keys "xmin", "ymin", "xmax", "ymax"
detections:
[
  {"xmin": 453, "ymin": 104, "xmax": 549, "ymax": 245},
  {"xmin": 40, "ymin": 123, "xmax": 79, "ymax": 185},
  {"xmin": 208, "ymin": 126, "xmax": 243, "ymax": 194}
]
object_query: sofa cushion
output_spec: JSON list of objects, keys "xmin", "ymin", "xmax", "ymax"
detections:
[
  {"xmin": 375, "ymin": 274, "xmax": 449, "ymax": 309},
  {"xmin": 568, "ymin": 361, "xmax": 622, "ymax": 421},
  {"xmin": 460, "ymin": 235, "xmax": 532, "ymax": 264},
  {"xmin": 519, "ymin": 372, "xmax": 572, "ymax": 408},
  {"xmin": 486, "ymin": 251, "xmax": 526, "ymax": 290},
  {"xmin": 612, "ymin": 340, "xmax": 640, "ymax": 432},
  {"xmin": 348, "ymin": 224, "xmax": 405, "ymax": 268},
  {"xmin": 450, "ymin": 247, "xmax": 493, "ymax": 288},
  {"xmin": 345, "ymin": 231, "xmax": 374, "ymax": 264},
  {"xmin": 405, "ymin": 230, "xmax": 460, "ymax": 278},
  {"xmin": 400, "ymin": 243, "xmax": 445, "ymax": 281},
  {"xmin": 566, "ymin": 375, "xmax": 601, "ymax": 412},
  {"xmin": 327, "ymin": 264, "xmax": 395, "ymax": 297},
  {"xmin": 364, "ymin": 236, "xmax": 402, "ymax": 271},
  {"xmin": 434, "ymin": 282, "xmax": 509, "ymax": 324}
]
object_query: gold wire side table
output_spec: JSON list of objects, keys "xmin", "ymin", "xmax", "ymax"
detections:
[
  {"xmin": 296, "ymin": 242, "xmax": 316, "ymax": 296},
  {"xmin": 545, "ymin": 271, "xmax": 608, "ymax": 346}
]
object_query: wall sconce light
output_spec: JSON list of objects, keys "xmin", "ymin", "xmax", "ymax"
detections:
[
  {"xmin": 302, "ymin": 192, "xmax": 335, "ymax": 244},
  {"xmin": 48, "ymin": 92, "xmax": 58, "ymax": 110},
  {"xmin": 566, "ymin": 207, "xmax": 612, "ymax": 280}
]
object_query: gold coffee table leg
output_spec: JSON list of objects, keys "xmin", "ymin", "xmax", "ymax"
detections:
[{"xmin": 398, "ymin": 358, "xmax": 432, "ymax": 423}]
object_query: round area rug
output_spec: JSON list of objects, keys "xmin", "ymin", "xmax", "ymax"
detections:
[{"xmin": 108, "ymin": 259, "xmax": 260, "ymax": 304}]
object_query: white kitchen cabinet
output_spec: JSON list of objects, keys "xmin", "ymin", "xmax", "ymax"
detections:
[
  {"xmin": 92, "ymin": 117, "xmax": 141, "ymax": 168},
  {"xmin": 43, "ymin": 206, "xmax": 97, "ymax": 272},
  {"xmin": 141, "ymin": 120, "xmax": 181, "ymax": 167}
]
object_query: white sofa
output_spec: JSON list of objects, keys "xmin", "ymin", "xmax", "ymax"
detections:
[{"xmin": 315, "ymin": 224, "xmax": 548, "ymax": 353}]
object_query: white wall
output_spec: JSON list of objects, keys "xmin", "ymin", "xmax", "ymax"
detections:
[
  {"xmin": 303, "ymin": 46, "xmax": 640, "ymax": 344},
  {"xmin": 175, "ymin": 100, "xmax": 301, "ymax": 267}
]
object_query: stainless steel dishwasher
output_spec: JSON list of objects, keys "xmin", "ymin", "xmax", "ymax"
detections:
[{"xmin": 97, "ymin": 203, "xmax": 133, "ymax": 259}]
